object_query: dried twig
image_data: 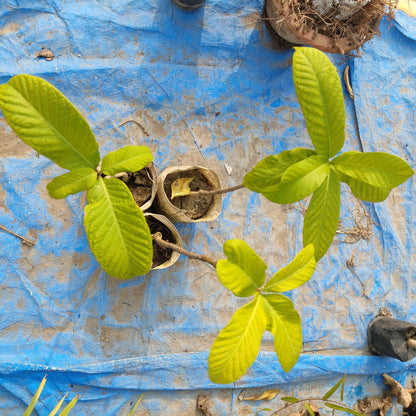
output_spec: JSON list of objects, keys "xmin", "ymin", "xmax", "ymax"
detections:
[{"xmin": 0, "ymin": 225, "xmax": 35, "ymax": 246}]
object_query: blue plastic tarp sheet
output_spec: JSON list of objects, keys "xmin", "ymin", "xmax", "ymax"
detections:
[{"xmin": 0, "ymin": 1, "xmax": 416, "ymax": 414}]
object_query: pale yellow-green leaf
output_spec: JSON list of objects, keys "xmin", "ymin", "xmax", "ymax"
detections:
[
  {"xmin": 293, "ymin": 47, "xmax": 345, "ymax": 158},
  {"xmin": 243, "ymin": 148, "xmax": 316, "ymax": 193},
  {"xmin": 216, "ymin": 239, "xmax": 267, "ymax": 297},
  {"xmin": 208, "ymin": 295, "xmax": 268, "ymax": 384},
  {"xmin": 57, "ymin": 395, "xmax": 79, "ymax": 416},
  {"xmin": 84, "ymin": 177, "xmax": 152, "ymax": 279},
  {"xmin": 0, "ymin": 75, "xmax": 100, "ymax": 169},
  {"xmin": 171, "ymin": 177, "xmax": 194, "ymax": 199},
  {"xmin": 48, "ymin": 393, "xmax": 67, "ymax": 416},
  {"xmin": 262, "ymin": 155, "xmax": 330, "ymax": 204},
  {"xmin": 262, "ymin": 294, "xmax": 302, "ymax": 373},
  {"xmin": 23, "ymin": 375, "xmax": 47, "ymax": 416},
  {"xmin": 47, "ymin": 168, "xmax": 97, "ymax": 199},
  {"xmin": 332, "ymin": 151, "xmax": 414, "ymax": 189},
  {"xmin": 101, "ymin": 146, "xmax": 153, "ymax": 176},
  {"xmin": 303, "ymin": 170, "xmax": 340, "ymax": 261},
  {"xmin": 263, "ymin": 245, "xmax": 315, "ymax": 292}
]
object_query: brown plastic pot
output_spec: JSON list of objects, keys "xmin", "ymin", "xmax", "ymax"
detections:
[
  {"xmin": 264, "ymin": 0, "xmax": 383, "ymax": 54},
  {"xmin": 144, "ymin": 213, "xmax": 182, "ymax": 270},
  {"xmin": 155, "ymin": 166, "xmax": 222, "ymax": 223}
]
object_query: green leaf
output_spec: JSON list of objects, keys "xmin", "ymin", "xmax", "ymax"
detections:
[
  {"xmin": 0, "ymin": 75, "xmax": 100, "ymax": 170},
  {"xmin": 84, "ymin": 177, "xmax": 152, "ymax": 279},
  {"xmin": 216, "ymin": 239, "xmax": 267, "ymax": 297},
  {"xmin": 262, "ymin": 294, "xmax": 302, "ymax": 373},
  {"xmin": 322, "ymin": 375, "xmax": 345, "ymax": 400},
  {"xmin": 57, "ymin": 396, "xmax": 79, "ymax": 416},
  {"xmin": 243, "ymin": 148, "xmax": 316, "ymax": 193},
  {"xmin": 208, "ymin": 295, "xmax": 268, "ymax": 384},
  {"xmin": 344, "ymin": 176, "xmax": 391, "ymax": 202},
  {"xmin": 263, "ymin": 245, "xmax": 315, "ymax": 293},
  {"xmin": 293, "ymin": 47, "xmax": 345, "ymax": 158},
  {"xmin": 303, "ymin": 170, "xmax": 340, "ymax": 261},
  {"xmin": 262, "ymin": 155, "xmax": 330, "ymax": 204},
  {"xmin": 47, "ymin": 168, "xmax": 97, "ymax": 199},
  {"xmin": 23, "ymin": 375, "xmax": 47, "ymax": 416},
  {"xmin": 281, "ymin": 397, "xmax": 299, "ymax": 403},
  {"xmin": 332, "ymin": 151, "xmax": 414, "ymax": 189},
  {"xmin": 324, "ymin": 403, "xmax": 366, "ymax": 416},
  {"xmin": 304, "ymin": 402, "xmax": 316, "ymax": 416},
  {"xmin": 101, "ymin": 146, "xmax": 153, "ymax": 176},
  {"xmin": 127, "ymin": 394, "xmax": 144, "ymax": 416}
]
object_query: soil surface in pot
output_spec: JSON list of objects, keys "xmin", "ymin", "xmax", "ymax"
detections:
[
  {"xmin": 147, "ymin": 216, "xmax": 174, "ymax": 268},
  {"xmin": 164, "ymin": 169, "xmax": 214, "ymax": 220},
  {"xmin": 124, "ymin": 167, "xmax": 153, "ymax": 207}
]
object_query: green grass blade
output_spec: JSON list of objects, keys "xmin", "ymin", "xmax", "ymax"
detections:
[
  {"xmin": 48, "ymin": 393, "xmax": 67, "ymax": 416},
  {"xmin": 58, "ymin": 395, "xmax": 79, "ymax": 416},
  {"xmin": 324, "ymin": 403, "xmax": 366, "ymax": 416},
  {"xmin": 304, "ymin": 402, "xmax": 316, "ymax": 416},
  {"xmin": 322, "ymin": 376, "xmax": 344, "ymax": 400},
  {"xmin": 23, "ymin": 376, "xmax": 47, "ymax": 416},
  {"xmin": 127, "ymin": 393, "xmax": 144, "ymax": 416}
]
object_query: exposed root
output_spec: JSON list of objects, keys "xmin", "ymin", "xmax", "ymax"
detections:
[{"xmin": 336, "ymin": 200, "xmax": 373, "ymax": 244}]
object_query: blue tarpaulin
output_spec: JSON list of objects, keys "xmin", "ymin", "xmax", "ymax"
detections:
[{"xmin": 0, "ymin": 1, "xmax": 415, "ymax": 414}]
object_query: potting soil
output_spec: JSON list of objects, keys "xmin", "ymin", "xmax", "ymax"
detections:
[{"xmin": 0, "ymin": 1, "xmax": 415, "ymax": 414}]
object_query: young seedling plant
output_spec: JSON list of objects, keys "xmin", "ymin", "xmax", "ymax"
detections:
[
  {"xmin": 153, "ymin": 235, "xmax": 316, "ymax": 383},
  {"xmin": 172, "ymin": 47, "xmax": 414, "ymax": 261},
  {"xmin": 0, "ymin": 75, "xmax": 154, "ymax": 279}
]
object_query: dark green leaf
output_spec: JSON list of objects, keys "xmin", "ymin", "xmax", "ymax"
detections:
[
  {"xmin": 303, "ymin": 170, "xmax": 340, "ymax": 261},
  {"xmin": 293, "ymin": 47, "xmax": 345, "ymax": 158}
]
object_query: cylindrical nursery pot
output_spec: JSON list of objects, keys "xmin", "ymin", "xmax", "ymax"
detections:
[
  {"xmin": 145, "ymin": 213, "xmax": 182, "ymax": 270},
  {"xmin": 264, "ymin": 0, "xmax": 383, "ymax": 54},
  {"xmin": 171, "ymin": 0, "xmax": 206, "ymax": 10},
  {"xmin": 155, "ymin": 166, "xmax": 222, "ymax": 223},
  {"xmin": 368, "ymin": 314, "xmax": 416, "ymax": 362},
  {"xmin": 123, "ymin": 162, "xmax": 157, "ymax": 212}
]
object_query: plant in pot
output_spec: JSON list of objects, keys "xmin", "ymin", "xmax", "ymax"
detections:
[
  {"xmin": 166, "ymin": 47, "xmax": 413, "ymax": 262},
  {"xmin": 263, "ymin": 0, "xmax": 390, "ymax": 54},
  {"xmin": 0, "ymin": 75, "xmax": 157, "ymax": 279}
]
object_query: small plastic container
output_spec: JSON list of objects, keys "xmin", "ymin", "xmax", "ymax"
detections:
[{"xmin": 171, "ymin": 0, "xmax": 206, "ymax": 10}]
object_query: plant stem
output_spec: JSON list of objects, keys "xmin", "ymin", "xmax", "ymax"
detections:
[
  {"xmin": 0, "ymin": 225, "xmax": 35, "ymax": 246},
  {"xmin": 152, "ymin": 232, "xmax": 217, "ymax": 268},
  {"xmin": 269, "ymin": 398, "xmax": 359, "ymax": 416},
  {"xmin": 185, "ymin": 183, "xmax": 245, "ymax": 197}
]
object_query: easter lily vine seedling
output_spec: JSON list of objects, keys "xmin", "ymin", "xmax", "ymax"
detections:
[{"xmin": 0, "ymin": 75, "xmax": 154, "ymax": 279}]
